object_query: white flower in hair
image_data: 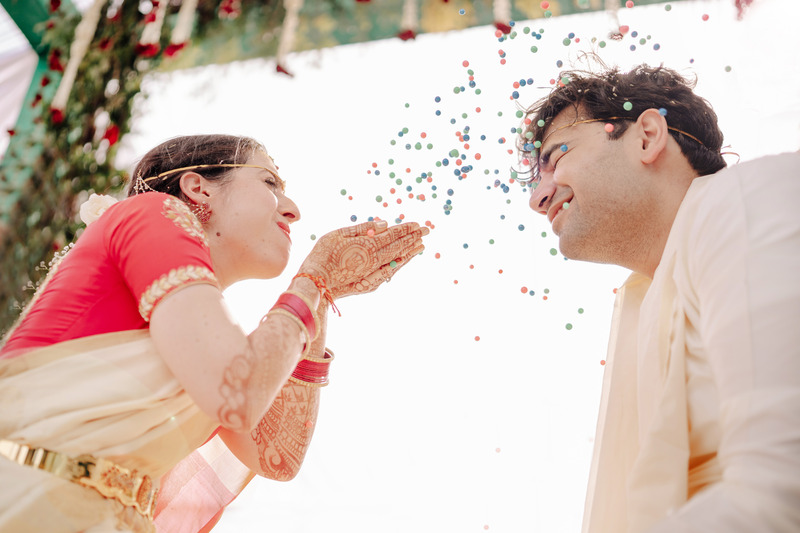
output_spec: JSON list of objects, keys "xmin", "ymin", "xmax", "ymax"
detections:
[{"xmin": 80, "ymin": 193, "xmax": 118, "ymax": 225}]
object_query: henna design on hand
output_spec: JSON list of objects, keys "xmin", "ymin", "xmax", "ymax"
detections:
[
  {"xmin": 300, "ymin": 220, "xmax": 429, "ymax": 300},
  {"xmin": 250, "ymin": 381, "xmax": 321, "ymax": 480},
  {"xmin": 216, "ymin": 304, "xmax": 306, "ymax": 432},
  {"xmin": 217, "ymin": 354, "xmax": 254, "ymax": 432}
]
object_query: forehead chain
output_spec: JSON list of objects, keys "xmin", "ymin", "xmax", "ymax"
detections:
[{"xmin": 141, "ymin": 163, "xmax": 277, "ymax": 183}]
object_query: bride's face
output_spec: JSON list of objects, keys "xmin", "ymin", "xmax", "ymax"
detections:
[{"xmin": 205, "ymin": 151, "xmax": 301, "ymax": 286}]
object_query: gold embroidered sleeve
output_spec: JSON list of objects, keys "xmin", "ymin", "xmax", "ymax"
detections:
[
  {"xmin": 138, "ymin": 266, "xmax": 219, "ymax": 322},
  {"xmin": 161, "ymin": 196, "xmax": 209, "ymax": 247}
]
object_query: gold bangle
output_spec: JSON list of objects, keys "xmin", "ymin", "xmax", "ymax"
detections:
[
  {"xmin": 301, "ymin": 349, "xmax": 334, "ymax": 364},
  {"xmin": 264, "ymin": 308, "xmax": 311, "ymax": 357},
  {"xmin": 288, "ymin": 375, "xmax": 329, "ymax": 388}
]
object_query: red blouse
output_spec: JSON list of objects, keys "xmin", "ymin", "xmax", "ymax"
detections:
[{"xmin": 1, "ymin": 192, "xmax": 218, "ymax": 358}]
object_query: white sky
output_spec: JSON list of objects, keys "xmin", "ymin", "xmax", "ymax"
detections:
[{"xmin": 109, "ymin": 0, "xmax": 800, "ymax": 531}]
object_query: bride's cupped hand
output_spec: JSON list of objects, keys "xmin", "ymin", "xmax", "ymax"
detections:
[{"xmin": 299, "ymin": 220, "xmax": 429, "ymax": 299}]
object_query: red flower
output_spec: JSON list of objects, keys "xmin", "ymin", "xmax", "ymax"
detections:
[
  {"xmin": 218, "ymin": 0, "xmax": 241, "ymax": 19},
  {"xmin": 143, "ymin": 1, "xmax": 159, "ymax": 23},
  {"xmin": 50, "ymin": 108, "xmax": 65, "ymax": 124},
  {"xmin": 494, "ymin": 21, "xmax": 512, "ymax": 35},
  {"xmin": 48, "ymin": 49, "xmax": 64, "ymax": 72},
  {"xmin": 40, "ymin": 76, "xmax": 51, "ymax": 87},
  {"xmin": 136, "ymin": 43, "xmax": 160, "ymax": 57},
  {"xmin": 99, "ymin": 37, "xmax": 113, "ymax": 51},
  {"xmin": 275, "ymin": 63, "xmax": 294, "ymax": 77},
  {"xmin": 397, "ymin": 29, "xmax": 416, "ymax": 41},
  {"xmin": 50, "ymin": 0, "xmax": 60, "ymax": 12},
  {"xmin": 103, "ymin": 124, "xmax": 120, "ymax": 146},
  {"xmin": 31, "ymin": 93, "xmax": 43, "ymax": 107},
  {"xmin": 46, "ymin": 21, "xmax": 55, "ymax": 29},
  {"xmin": 164, "ymin": 42, "xmax": 186, "ymax": 57},
  {"xmin": 7, "ymin": 129, "xmax": 16, "ymax": 136}
]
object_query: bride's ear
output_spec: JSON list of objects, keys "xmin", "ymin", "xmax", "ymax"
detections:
[{"xmin": 178, "ymin": 172, "xmax": 211, "ymax": 203}]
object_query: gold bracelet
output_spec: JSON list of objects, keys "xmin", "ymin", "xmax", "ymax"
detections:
[
  {"xmin": 288, "ymin": 375, "xmax": 329, "ymax": 388},
  {"xmin": 301, "ymin": 347, "xmax": 333, "ymax": 365},
  {"xmin": 264, "ymin": 308, "xmax": 311, "ymax": 357}
]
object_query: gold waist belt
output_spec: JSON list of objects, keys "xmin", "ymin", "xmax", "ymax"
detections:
[{"xmin": 0, "ymin": 439, "xmax": 157, "ymax": 520}]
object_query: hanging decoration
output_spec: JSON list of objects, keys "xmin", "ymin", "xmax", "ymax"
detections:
[
  {"xmin": 50, "ymin": 0, "xmax": 107, "ymax": 121},
  {"xmin": 275, "ymin": 0, "xmax": 303, "ymax": 76},
  {"xmin": 493, "ymin": 0, "xmax": 512, "ymax": 34},
  {"xmin": 167, "ymin": 0, "xmax": 199, "ymax": 56},
  {"xmin": 735, "ymin": 0, "xmax": 753, "ymax": 19},
  {"xmin": 138, "ymin": 0, "xmax": 170, "ymax": 57},
  {"xmin": 397, "ymin": 0, "xmax": 418, "ymax": 41}
]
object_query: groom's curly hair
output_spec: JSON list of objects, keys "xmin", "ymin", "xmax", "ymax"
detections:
[{"xmin": 518, "ymin": 62, "xmax": 726, "ymax": 179}]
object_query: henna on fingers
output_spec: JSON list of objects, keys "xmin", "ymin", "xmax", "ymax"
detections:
[
  {"xmin": 333, "ymin": 241, "xmax": 426, "ymax": 298},
  {"xmin": 299, "ymin": 219, "xmax": 429, "ymax": 302}
]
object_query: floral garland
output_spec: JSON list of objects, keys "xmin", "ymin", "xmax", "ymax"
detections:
[{"xmin": 0, "ymin": 0, "xmax": 169, "ymax": 333}]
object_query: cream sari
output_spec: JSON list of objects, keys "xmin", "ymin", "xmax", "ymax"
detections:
[{"xmin": 0, "ymin": 330, "xmax": 252, "ymax": 533}]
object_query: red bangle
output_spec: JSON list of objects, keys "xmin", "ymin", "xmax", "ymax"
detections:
[
  {"xmin": 289, "ymin": 348, "xmax": 334, "ymax": 387},
  {"xmin": 271, "ymin": 293, "xmax": 316, "ymax": 340},
  {"xmin": 294, "ymin": 273, "xmax": 340, "ymax": 316}
]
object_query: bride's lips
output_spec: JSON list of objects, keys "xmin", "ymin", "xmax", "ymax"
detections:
[{"xmin": 277, "ymin": 222, "xmax": 291, "ymax": 243}]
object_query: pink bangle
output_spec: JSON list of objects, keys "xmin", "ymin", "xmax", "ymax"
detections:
[{"xmin": 271, "ymin": 293, "xmax": 317, "ymax": 340}]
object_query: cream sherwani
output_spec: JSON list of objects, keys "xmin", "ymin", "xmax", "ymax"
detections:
[{"xmin": 582, "ymin": 153, "xmax": 800, "ymax": 532}]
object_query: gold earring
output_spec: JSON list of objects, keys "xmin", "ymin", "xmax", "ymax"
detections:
[{"xmin": 191, "ymin": 201, "xmax": 211, "ymax": 224}]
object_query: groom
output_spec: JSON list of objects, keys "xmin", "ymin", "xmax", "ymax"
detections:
[{"xmin": 520, "ymin": 63, "xmax": 800, "ymax": 532}]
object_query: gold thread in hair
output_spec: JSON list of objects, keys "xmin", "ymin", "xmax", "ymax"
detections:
[
  {"xmin": 133, "ymin": 163, "xmax": 285, "ymax": 195},
  {"xmin": 142, "ymin": 163, "xmax": 281, "ymax": 183}
]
